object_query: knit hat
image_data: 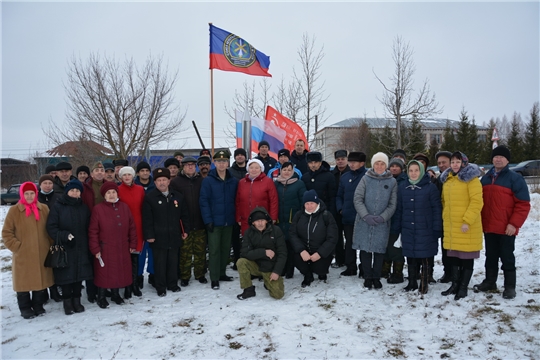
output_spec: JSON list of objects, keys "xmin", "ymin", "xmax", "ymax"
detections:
[
  {"xmin": 65, "ymin": 179, "xmax": 84, "ymax": 194},
  {"xmin": 119, "ymin": 166, "xmax": 136, "ymax": 177},
  {"xmin": 152, "ymin": 168, "xmax": 170, "ymax": 180},
  {"xmin": 39, "ymin": 175, "xmax": 54, "ymax": 186},
  {"xmin": 55, "ymin": 162, "xmax": 72, "ymax": 171},
  {"xmin": 112, "ymin": 159, "xmax": 128, "ymax": 167},
  {"xmin": 491, "ymin": 145, "xmax": 511, "ymax": 162},
  {"xmin": 45, "ymin": 165, "xmax": 56, "ymax": 174},
  {"xmin": 234, "ymin": 148, "xmax": 247, "ymax": 158},
  {"xmin": 173, "ymin": 151, "xmax": 184, "ymax": 158},
  {"xmin": 103, "ymin": 162, "xmax": 115, "ymax": 172},
  {"xmin": 76, "ymin": 165, "xmax": 90, "ymax": 176},
  {"xmin": 164, "ymin": 158, "xmax": 181, "ymax": 168},
  {"xmin": 181, "ymin": 156, "xmax": 197, "ymax": 164},
  {"xmin": 92, "ymin": 162, "xmax": 104, "ymax": 171},
  {"xmin": 407, "ymin": 160, "xmax": 425, "ymax": 185},
  {"xmin": 247, "ymin": 158, "xmax": 265, "ymax": 172},
  {"xmin": 388, "ymin": 157, "xmax": 405, "ymax": 170},
  {"xmin": 435, "ymin": 151, "xmax": 452, "ymax": 161},
  {"xmin": 213, "ymin": 151, "xmax": 230, "ymax": 160},
  {"xmin": 100, "ymin": 181, "xmax": 118, "ymax": 197},
  {"xmin": 197, "ymin": 156, "xmax": 212, "ymax": 165},
  {"xmin": 306, "ymin": 152, "xmax": 323, "ymax": 162},
  {"xmin": 371, "ymin": 152, "xmax": 389, "ymax": 167},
  {"xmin": 136, "ymin": 161, "xmax": 151, "ymax": 173},
  {"xmin": 277, "ymin": 149, "xmax": 290, "ymax": 158},
  {"xmin": 413, "ymin": 153, "xmax": 430, "ymax": 167},
  {"xmin": 392, "ymin": 149, "xmax": 407, "ymax": 161},
  {"xmin": 302, "ymin": 189, "xmax": 320, "ymax": 205},
  {"xmin": 258, "ymin": 140, "xmax": 270, "ymax": 150},
  {"xmin": 334, "ymin": 150, "xmax": 347, "ymax": 159},
  {"xmin": 348, "ymin": 152, "xmax": 366, "ymax": 163}
]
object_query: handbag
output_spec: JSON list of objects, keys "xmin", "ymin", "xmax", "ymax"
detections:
[{"xmin": 44, "ymin": 245, "xmax": 68, "ymax": 268}]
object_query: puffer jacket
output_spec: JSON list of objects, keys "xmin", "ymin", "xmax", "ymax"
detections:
[
  {"xmin": 275, "ymin": 173, "xmax": 306, "ymax": 240},
  {"xmin": 236, "ymin": 172, "xmax": 278, "ymax": 235},
  {"xmin": 440, "ymin": 164, "xmax": 484, "ymax": 252},
  {"xmin": 392, "ymin": 173, "xmax": 442, "ymax": 258},
  {"xmin": 118, "ymin": 182, "xmax": 146, "ymax": 252},
  {"xmin": 301, "ymin": 161, "xmax": 337, "ymax": 214},
  {"xmin": 289, "ymin": 201, "xmax": 338, "ymax": 258},
  {"xmin": 352, "ymin": 169, "xmax": 397, "ymax": 254},
  {"xmin": 200, "ymin": 168, "xmax": 238, "ymax": 227},
  {"xmin": 240, "ymin": 207, "xmax": 287, "ymax": 274},
  {"xmin": 336, "ymin": 166, "xmax": 367, "ymax": 225}
]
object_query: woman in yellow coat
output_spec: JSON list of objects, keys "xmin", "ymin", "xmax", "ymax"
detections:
[
  {"xmin": 2, "ymin": 182, "xmax": 54, "ymax": 319},
  {"xmin": 439, "ymin": 152, "xmax": 483, "ymax": 300}
]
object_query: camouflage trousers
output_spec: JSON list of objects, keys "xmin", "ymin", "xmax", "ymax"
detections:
[
  {"xmin": 179, "ymin": 229, "xmax": 207, "ymax": 280},
  {"xmin": 236, "ymin": 258, "xmax": 284, "ymax": 300}
]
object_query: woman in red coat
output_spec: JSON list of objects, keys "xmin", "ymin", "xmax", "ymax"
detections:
[
  {"xmin": 236, "ymin": 159, "xmax": 278, "ymax": 235},
  {"xmin": 89, "ymin": 182, "xmax": 137, "ymax": 308},
  {"xmin": 118, "ymin": 166, "xmax": 145, "ymax": 298}
]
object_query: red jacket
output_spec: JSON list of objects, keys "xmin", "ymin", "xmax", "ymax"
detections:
[
  {"xmin": 235, "ymin": 172, "xmax": 278, "ymax": 235},
  {"xmin": 118, "ymin": 182, "xmax": 146, "ymax": 252},
  {"xmin": 89, "ymin": 201, "xmax": 137, "ymax": 289}
]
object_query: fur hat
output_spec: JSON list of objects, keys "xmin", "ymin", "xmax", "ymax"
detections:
[
  {"xmin": 65, "ymin": 179, "xmax": 84, "ymax": 194},
  {"xmin": 348, "ymin": 152, "xmax": 366, "ymax": 163},
  {"xmin": 119, "ymin": 166, "xmax": 136, "ymax": 177},
  {"xmin": 100, "ymin": 181, "xmax": 118, "ymax": 197},
  {"xmin": 152, "ymin": 168, "xmax": 170, "ymax": 180},
  {"xmin": 112, "ymin": 159, "xmax": 128, "ymax": 167},
  {"xmin": 247, "ymin": 158, "xmax": 265, "ymax": 172},
  {"xmin": 164, "ymin": 158, "xmax": 181, "ymax": 168},
  {"xmin": 306, "ymin": 152, "xmax": 323, "ymax": 162},
  {"xmin": 302, "ymin": 189, "xmax": 320, "ymax": 205},
  {"xmin": 371, "ymin": 152, "xmax": 389, "ymax": 167},
  {"xmin": 491, "ymin": 145, "xmax": 511, "ymax": 162}
]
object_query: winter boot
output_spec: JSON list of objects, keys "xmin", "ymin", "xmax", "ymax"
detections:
[
  {"xmin": 387, "ymin": 262, "xmax": 405, "ymax": 284},
  {"xmin": 419, "ymin": 259, "xmax": 429, "ymax": 294},
  {"xmin": 49, "ymin": 285, "xmax": 62, "ymax": 303},
  {"xmin": 237, "ymin": 286, "xmax": 256, "ymax": 300},
  {"xmin": 148, "ymin": 274, "xmax": 156, "ymax": 288},
  {"xmin": 442, "ymin": 266, "xmax": 461, "ymax": 296},
  {"xmin": 124, "ymin": 286, "xmax": 132, "ymax": 299},
  {"xmin": 373, "ymin": 278, "xmax": 383, "ymax": 289},
  {"xmin": 381, "ymin": 260, "xmax": 392, "ymax": 279},
  {"xmin": 454, "ymin": 268, "xmax": 473, "ymax": 300},
  {"xmin": 63, "ymin": 297, "xmax": 74, "ymax": 315},
  {"xmin": 473, "ymin": 267, "xmax": 498, "ymax": 292},
  {"xmin": 131, "ymin": 254, "xmax": 142, "ymax": 297},
  {"xmin": 502, "ymin": 270, "xmax": 516, "ymax": 299},
  {"xmin": 31, "ymin": 290, "xmax": 47, "ymax": 316},
  {"xmin": 111, "ymin": 288, "xmax": 125, "ymax": 305},
  {"xmin": 404, "ymin": 260, "xmax": 418, "ymax": 292},
  {"xmin": 97, "ymin": 288, "xmax": 109, "ymax": 309},
  {"xmin": 72, "ymin": 297, "xmax": 85, "ymax": 313},
  {"xmin": 137, "ymin": 275, "xmax": 144, "ymax": 289},
  {"xmin": 301, "ymin": 274, "xmax": 314, "ymax": 288},
  {"xmin": 16, "ymin": 292, "xmax": 35, "ymax": 319},
  {"xmin": 427, "ymin": 257, "xmax": 436, "ymax": 284},
  {"xmin": 438, "ymin": 271, "xmax": 452, "ymax": 283}
]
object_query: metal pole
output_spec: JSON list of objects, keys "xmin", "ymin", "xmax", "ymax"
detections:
[
  {"xmin": 242, "ymin": 104, "xmax": 252, "ymax": 160},
  {"xmin": 192, "ymin": 121, "xmax": 206, "ymax": 149}
]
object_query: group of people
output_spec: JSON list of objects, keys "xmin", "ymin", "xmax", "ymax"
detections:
[{"xmin": 2, "ymin": 139, "xmax": 531, "ymax": 319}]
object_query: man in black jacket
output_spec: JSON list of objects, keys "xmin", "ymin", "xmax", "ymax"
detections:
[
  {"xmin": 142, "ymin": 168, "xmax": 190, "ymax": 297},
  {"xmin": 330, "ymin": 149, "xmax": 350, "ymax": 268},
  {"xmin": 301, "ymin": 152, "xmax": 337, "ymax": 214},
  {"xmin": 255, "ymin": 140, "xmax": 277, "ymax": 172},
  {"xmin": 290, "ymin": 139, "xmax": 308, "ymax": 175},
  {"xmin": 236, "ymin": 207, "xmax": 287, "ymax": 300},
  {"xmin": 229, "ymin": 148, "xmax": 248, "ymax": 180}
]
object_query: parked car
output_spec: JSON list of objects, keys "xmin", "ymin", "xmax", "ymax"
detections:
[
  {"xmin": 1, "ymin": 184, "xmax": 22, "ymax": 205},
  {"xmin": 510, "ymin": 160, "xmax": 540, "ymax": 176}
]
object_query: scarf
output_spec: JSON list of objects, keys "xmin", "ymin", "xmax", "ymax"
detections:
[
  {"xmin": 19, "ymin": 182, "xmax": 40, "ymax": 221},
  {"xmin": 407, "ymin": 160, "xmax": 425, "ymax": 185},
  {"xmin": 276, "ymin": 175, "xmax": 298, "ymax": 185}
]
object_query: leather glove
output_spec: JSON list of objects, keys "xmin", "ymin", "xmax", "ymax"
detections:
[
  {"xmin": 363, "ymin": 215, "xmax": 378, "ymax": 226},
  {"xmin": 205, "ymin": 223, "xmax": 214, "ymax": 233},
  {"xmin": 374, "ymin": 216, "xmax": 385, "ymax": 224}
]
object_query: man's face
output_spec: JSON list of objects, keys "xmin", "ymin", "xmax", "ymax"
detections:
[
  {"xmin": 278, "ymin": 155, "xmax": 289, "ymax": 164},
  {"xmin": 389, "ymin": 164, "xmax": 402, "ymax": 176},
  {"xmin": 175, "ymin": 155, "xmax": 184, "ymax": 162},
  {"xmin": 259, "ymin": 145, "xmax": 269, "ymax": 156},
  {"xmin": 137, "ymin": 168, "xmax": 150, "ymax": 181},
  {"xmin": 77, "ymin": 172, "xmax": 88, "ymax": 183},
  {"xmin": 349, "ymin": 161, "xmax": 364, "ymax": 171},
  {"xmin": 57, "ymin": 169, "xmax": 72, "ymax": 182},
  {"xmin": 215, "ymin": 159, "xmax": 228, "ymax": 171},
  {"xmin": 198, "ymin": 162, "xmax": 210, "ymax": 175},
  {"xmin": 335, "ymin": 157, "xmax": 347, "ymax": 170},
  {"xmin": 235, "ymin": 154, "xmax": 246, "ymax": 164},
  {"xmin": 295, "ymin": 141, "xmax": 305, "ymax": 154},
  {"xmin": 104, "ymin": 170, "xmax": 115, "ymax": 182},
  {"xmin": 92, "ymin": 168, "xmax": 105, "ymax": 181},
  {"xmin": 154, "ymin": 177, "xmax": 170, "ymax": 192},
  {"xmin": 183, "ymin": 162, "xmax": 197, "ymax": 176},
  {"xmin": 492, "ymin": 155, "xmax": 509, "ymax": 170},
  {"xmin": 114, "ymin": 165, "xmax": 123, "ymax": 176},
  {"xmin": 437, "ymin": 156, "xmax": 450, "ymax": 173},
  {"xmin": 308, "ymin": 161, "xmax": 322, "ymax": 172},
  {"xmin": 253, "ymin": 219, "xmax": 267, "ymax": 232},
  {"xmin": 48, "ymin": 170, "xmax": 57, "ymax": 177},
  {"xmin": 168, "ymin": 165, "xmax": 179, "ymax": 177},
  {"xmin": 40, "ymin": 180, "xmax": 54, "ymax": 193}
]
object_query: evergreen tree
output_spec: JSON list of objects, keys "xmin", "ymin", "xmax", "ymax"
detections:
[
  {"xmin": 524, "ymin": 102, "xmax": 540, "ymax": 160},
  {"xmin": 427, "ymin": 138, "xmax": 439, "ymax": 167},
  {"xmin": 478, "ymin": 118, "xmax": 496, "ymax": 164},
  {"xmin": 507, "ymin": 112, "xmax": 524, "ymax": 163},
  {"xmin": 442, "ymin": 119, "xmax": 457, "ymax": 152},
  {"xmin": 407, "ymin": 116, "xmax": 426, "ymax": 156},
  {"xmin": 370, "ymin": 124, "xmax": 395, "ymax": 162},
  {"xmin": 455, "ymin": 108, "xmax": 479, "ymax": 162}
]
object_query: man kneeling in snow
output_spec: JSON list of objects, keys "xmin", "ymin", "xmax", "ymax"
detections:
[{"xmin": 236, "ymin": 207, "xmax": 287, "ymax": 300}]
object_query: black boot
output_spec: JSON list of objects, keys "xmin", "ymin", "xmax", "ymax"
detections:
[
  {"xmin": 131, "ymin": 254, "xmax": 142, "ymax": 297},
  {"xmin": 237, "ymin": 286, "xmax": 256, "ymax": 300},
  {"xmin": 72, "ymin": 297, "xmax": 85, "ymax": 313},
  {"xmin": 454, "ymin": 268, "xmax": 473, "ymax": 300},
  {"xmin": 427, "ymin": 257, "xmax": 436, "ymax": 284},
  {"xmin": 442, "ymin": 266, "xmax": 461, "ymax": 296},
  {"xmin": 438, "ymin": 271, "xmax": 452, "ymax": 283},
  {"xmin": 381, "ymin": 260, "xmax": 392, "ymax": 279},
  {"xmin": 301, "ymin": 274, "xmax": 314, "ymax": 288},
  {"xmin": 403, "ymin": 259, "xmax": 418, "ymax": 292},
  {"xmin": 148, "ymin": 274, "xmax": 156, "ymax": 288},
  {"xmin": 502, "ymin": 270, "xmax": 516, "ymax": 299},
  {"xmin": 63, "ymin": 298, "xmax": 74, "ymax": 315},
  {"xmin": 473, "ymin": 267, "xmax": 498, "ymax": 292},
  {"xmin": 124, "ymin": 286, "xmax": 132, "ymax": 299},
  {"xmin": 31, "ymin": 290, "xmax": 47, "ymax": 316},
  {"xmin": 387, "ymin": 262, "xmax": 405, "ymax": 284},
  {"xmin": 16, "ymin": 292, "xmax": 35, "ymax": 319},
  {"xmin": 111, "ymin": 288, "xmax": 125, "ymax": 305},
  {"xmin": 49, "ymin": 285, "xmax": 62, "ymax": 303},
  {"xmin": 419, "ymin": 259, "xmax": 429, "ymax": 294},
  {"xmin": 97, "ymin": 288, "xmax": 109, "ymax": 309},
  {"xmin": 137, "ymin": 275, "xmax": 144, "ymax": 289}
]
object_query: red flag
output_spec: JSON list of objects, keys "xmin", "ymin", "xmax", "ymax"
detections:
[{"xmin": 265, "ymin": 106, "xmax": 309, "ymax": 152}]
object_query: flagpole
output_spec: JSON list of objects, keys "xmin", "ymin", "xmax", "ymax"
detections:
[{"xmin": 209, "ymin": 22, "xmax": 215, "ymax": 157}]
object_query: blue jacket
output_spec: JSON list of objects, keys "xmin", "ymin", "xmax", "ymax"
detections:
[
  {"xmin": 392, "ymin": 173, "xmax": 442, "ymax": 258},
  {"xmin": 267, "ymin": 162, "xmax": 303, "ymax": 180},
  {"xmin": 199, "ymin": 168, "xmax": 238, "ymax": 227},
  {"xmin": 134, "ymin": 176, "xmax": 156, "ymax": 193},
  {"xmin": 336, "ymin": 166, "xmax": 367, "ymax": 225}
]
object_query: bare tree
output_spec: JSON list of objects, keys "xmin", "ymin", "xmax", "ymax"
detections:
[
  {"xmin": 273, "ymin": 75, "xmax": 303, "ymax": 123},
  {"xmin": 374, "ymin": 36, "xmax": 442, "ymax": 149},
  {"xmin": 45, "ymin": 52, "xmax": 185, "ymax": 159},
  {"xmin": 294, "ymin": 33, "xmax": 329, "ymax": 145},
  {"xmin": 337, "ymin": 118, "xmax": 371, "ymax": 154}
]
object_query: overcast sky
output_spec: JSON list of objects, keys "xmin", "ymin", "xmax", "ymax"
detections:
[{"xmin": 2, "ymin": 1, "xmax": 539, "ymax": 160}]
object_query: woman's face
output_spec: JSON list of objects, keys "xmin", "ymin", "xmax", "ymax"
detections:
[
  {"xmin": 104, "ymin": 189, "xmax": 118, "ymax": 203},
  {"xmin": 304, "ymin": 201, "xmax": 318, "ymax": 213},
  {"xmin": 373, "ymin": 161, "xmax": 386, "ymax": 175},
  {"xmin": 68, "ymin": 188, "xmax": 81, "ymax": 198},
  {"xmin": 280, "ymin": 165, "xmax": 293, "ymax": 179},
  {"xmin": 40, "ymin": 180, "xmax": 54, "ymax": 193},
  {"xmin": 408, "ymin": 164, "xmax": 421, "ymax": 181},
  {"xmin": 78, "ymin": 172, "xmax": 88, "ymax": 183},
  {"xmin": 248, "ymin": 163, "xmax": 262, "ymax": 177},
  {"xmin": 451, "ymin": 158, "xmax": 462, "ymax": 173},
  {"xmin": 122, "ymin": 173, "xmax": 133, "ymax": 185},
  {"xmin": 23, "ymin": 191, "xmax": 36, "ymax": 204}
]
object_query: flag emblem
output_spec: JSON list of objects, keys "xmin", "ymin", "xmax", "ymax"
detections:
[{"xmin": 223, "ymin": 35, "xmax": 256, "ymax": 68}]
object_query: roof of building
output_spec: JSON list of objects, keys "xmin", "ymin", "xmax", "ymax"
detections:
[{"xmin": 324, "ymin": 117, "xmax": 488, "ymax": 131}]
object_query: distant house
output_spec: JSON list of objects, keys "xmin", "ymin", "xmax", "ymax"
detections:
[{"xmin": 1, "ymin": 158, "xmax": 37, "ymax": 189}]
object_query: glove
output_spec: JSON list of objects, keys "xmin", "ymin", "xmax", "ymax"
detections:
[
  {"xmin": 205, "ymin": 223, "xmax": 214, "ymax": 233},
  {"xmin": 363, "ymin": 215, "xmax": 378, "ymax": 226},
  {"xmin": 433, "ymin": 231, "xmax": 442, "ymax": 239},
  {"xmin": 374, "ymin": 216, "xmax": 385, "ymax": 224}
]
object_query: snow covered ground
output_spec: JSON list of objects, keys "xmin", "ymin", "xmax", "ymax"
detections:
[{"xmin": 1, "ymin": 194, "xmax": 539, "ymax": 359}]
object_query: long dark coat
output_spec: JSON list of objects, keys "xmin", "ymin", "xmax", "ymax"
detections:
[
  {"xmin": 275, "ymin": 174, "xmax": 306, "ymax": 241},
  {"xmin": 46, "ymin": 194, "xmax": 93, "ymax": 285}
]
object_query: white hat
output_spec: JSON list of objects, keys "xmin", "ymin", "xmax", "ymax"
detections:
[
  {"xmin": 371, "ymin": 152, "xmax": 389, "ymax": 167},
  {"xmin": 119, "ymin": 166, "xmax": 136, "ymax": 177},
  {"xmin": 247, "ymin": 159, "xmax": 265, "ymax": 172}
]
